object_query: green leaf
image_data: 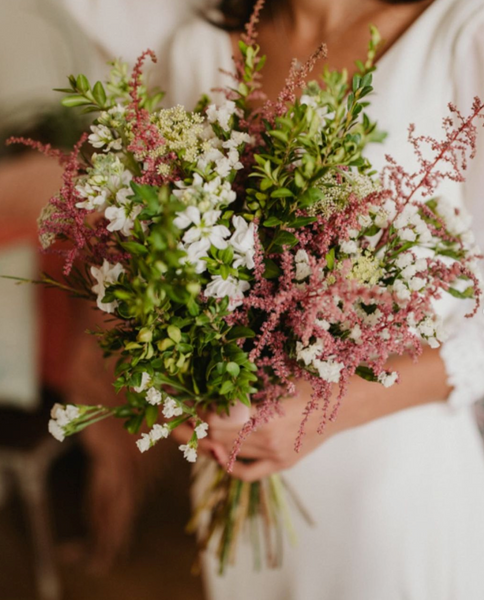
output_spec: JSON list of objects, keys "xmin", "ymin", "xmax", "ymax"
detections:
[
  {"xmin": 299, "ymin": 187, "xmax": 325, "ymax": 208},
  {"xmin": 447, "ymin": 286, "xmax": 475, "ymax": 300},
  {"xmin": 76, "ymin": 74, "xmax": 90, "ymax": 93},
  {"xmin": 93, "ymin": 81, "xmax": 107, "ymax": 106},
  {"xmin": 269, "ymin": 130, "xmax": 289, "ymax": 143},
  {"xmin": 61, "ymin": 95, "xmax": 92, "ymax": 108},
  {"xmin": 226, "ymin": 362, "xmax": 240, "ymax": 378},
  {"xmin": 273, "ymin": 231, "xmax": 299, "ymax": 247},
  {"xmin": 145, "ymin": 405, "xmax": 158, "ymax": 428},
  {"xmin": 271, "ymin": 188, "xmax": 294, "ymax": 199},
  {"xmin": 121, "ymin": 241, "xmax": 148, "ymax": 256},
  {"xmin": 167, "ymin": 325, "xmax": 182, "ymax": 343},
  {"xmin": 226, "ymin": 326, "xmax": 256, "ymax": 341},
  {"xmin": 263, "ymin": 216, "xmax": 282, "ymax": 227},
  {"xmin": 219, "ymin": 380, "xmax": 234, "ymax": 395},
  {"xmin": 355, "ymin": 365, "xmax": 378, "ymax": 382},
  {"xmin": 325, "ymin": 248, "xmax": 335, "ymax": 270},
  {"xmin": 263, "ymin": 258, "xmax": 282, "ymax": 279},
  {"xmin": 125, "ymin": 414, "xmax": 144, "ymax": 434},
  {"xmin": 289, "ymin": 216, "xmax": 317, "ymax": 228}
]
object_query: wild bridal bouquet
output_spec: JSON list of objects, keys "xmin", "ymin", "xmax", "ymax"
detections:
[{"xmin": 8, "ymin": 0, "xmax": 484, "ymax": 574}]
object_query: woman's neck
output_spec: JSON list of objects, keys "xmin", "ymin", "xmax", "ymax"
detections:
[{"xmin": 272, "ymin": 0, "xmax": 383, "ymax": 52}]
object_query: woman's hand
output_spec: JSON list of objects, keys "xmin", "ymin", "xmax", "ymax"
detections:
[
  {"xmin": 172, "ymin": 346, "xmax": 451, "ymax": 482},
  {"xmin": 172, "ymin": 380, "xmax": 350, "ymax": 482}
]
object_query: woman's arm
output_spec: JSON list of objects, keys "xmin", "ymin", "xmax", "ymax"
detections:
[{"xmin": 172, "ymin": 345, "xmax": 452, "ymax": 481}]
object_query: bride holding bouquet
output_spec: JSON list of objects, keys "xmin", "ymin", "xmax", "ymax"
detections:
[{"xmin": 167, "ymin": 0, "xmax": 484, "ymax": 598}]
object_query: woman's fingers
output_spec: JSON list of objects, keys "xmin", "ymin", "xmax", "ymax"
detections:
[{"xmin": 229, "ymin": 459, "xmax": 279, "ymax": 482}]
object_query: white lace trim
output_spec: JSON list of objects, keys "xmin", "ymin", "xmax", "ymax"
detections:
[{"xmin": 440, "ymin": 307, "xmax": 484, "ymax": 408}]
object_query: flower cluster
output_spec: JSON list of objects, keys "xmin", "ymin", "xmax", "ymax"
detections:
[{"xmin": 11, "ymin": 22, "xmax": 483, "ymax": 479}]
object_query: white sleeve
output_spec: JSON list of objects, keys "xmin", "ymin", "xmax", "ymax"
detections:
[
  {"xmin": 164, "ymin": 18, "xmax": 234, "ymax": 110},
  {"xmin": 441, "ymin": 6, "xmax": 484, "ymax": 409}
]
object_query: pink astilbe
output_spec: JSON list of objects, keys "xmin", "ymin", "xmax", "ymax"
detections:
[
  {"xmin": 6, "ymin": 137, "xmax": 68, "ymax": 163},
  {"xmin": 383, "ymin": 98, "xmax": 484, "ymax": 203},
  {"xmin": 34, "ymin": 132, "xmax": 111, "ymax": 275},
  {"xmin": 262, "ymin": 43, "xmax": 327, "ymax": 121},
  {"xmin": 125, "ymin": 50, "xmax": 178, "ymax": 186}
]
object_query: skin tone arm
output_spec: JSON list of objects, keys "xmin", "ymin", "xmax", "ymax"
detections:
[{"xmin": 172, "ymin": 345, "xmax": 451, "ymax": 481}]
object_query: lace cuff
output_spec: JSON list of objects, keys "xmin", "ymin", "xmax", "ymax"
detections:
[{"xmin": 440, "ymin": 306, "xmax": 484, "ymax": 409}]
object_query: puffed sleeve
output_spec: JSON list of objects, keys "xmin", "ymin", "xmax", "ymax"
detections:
[
  {"xmin": 440, "ymin": 4, "xmax": 484, "ymax": 409},
  {"xmin": 164, "ymin": 18, "xmax": 235, "ymax": 110}
]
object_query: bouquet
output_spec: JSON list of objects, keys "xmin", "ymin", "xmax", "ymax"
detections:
[{"xmin": 8, "ymin": 0, "xmax": 484, "ymax": 574}]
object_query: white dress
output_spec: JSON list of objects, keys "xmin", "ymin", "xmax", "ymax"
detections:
[{"xmin": 167, "ymin": 1, "xmax": 484, "ymax": 598}]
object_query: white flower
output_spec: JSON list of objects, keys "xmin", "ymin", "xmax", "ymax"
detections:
[
  {"xmin": 296, "ymin": 339, "xmax": 324, "ymax": 366},
  {"xmin": 394, "ymin": 204, "xmax": 419, "ymax": 229},
  {"xmin": 162, "ymin": 397, "xmax": 183, "ymax": 419},
  {"xmin": 197, "ymin": 147, "xmax": 224, "ymax": 172},
  {"xmin": 399, "ymin": 228, "xmax": 417, "ymax": 242},
  {"xmin": 204, "ymin": 276, "xmax": 250, "ymax": 310},
  {"xmin": 314, "ymin": 318, "xmax": 330, "ymax": 331},
  {"xmin": 134, "ymin": 372, "xmax": 151, "ymax": 393},
  {"xmin": 75, "ymin": 183, "xmax": 109, "ymax": 211},
  {"xmin": 175, "ymin": 207, "xmax": 230, "ymax": 251},
  {"xmin": 313, "ymin": 358, "xmax": 344, "ymax": 383},
  {"xmin": 174, "ymin": 174, "xmax": 236, "ymax": 211},
  {"xmin": 437, "ymin": 197, "xmax": 472, "ymax": 236},
  {"xmin": 48, "ymin": 419, "xmax": 65, "ymax": 442},
  {"xmin": 415, "ymin": 258, "xmax": 427, "ymax": 272},
  {"xmin": 91, "ymin": 260, "xmax": 125, "ymax": 313},
  {"xmin": 409, "ymin": 276, "xmax": 426, "ymax": 291},
  {"xmin": 401, "ymin": 264, "xmax": 418, "ymax": 280},
  {"xmin": 136, "ymin": 433, "xmax": 151, "ymax": 453},
  {"xmin": 88, "ymin": 124, "xmax": 122, "ymax": 152},
  {"xmin": 349, "ymin": 324, "xmax": 362, "ymax": 342},
  {"xmin": 50, "ymin": 403, "xmax": 69, "ymax": 426},
  {"xmin": 378, "ymin": 371, "xmax": 398, "ymax": 388},
  {"xmin": 105, "ymin": 203, "xmax": 142, "ymax": 236},
  {"xmin": 150, "ymin": 424, "xmax": 170, "ymax": 441},
  {"xmin": 230, "ymin": 216, "xmax": 256, "ymax": 270},
  {"xmin": 65, "ymin": 405, "xmax": 80, "ymax": 422},
  {"xmin": 136, "ymin": 423, "xmax": 171, "ymax": 453},
  {"xmin": 222, "ymin": 130, "xmax": 253, "ymax": 149},
  {"xmin": 146, "ymin": 387, "xmax": 163, "ymax": 406},
  {"xmin": 179, "ymin": 444, "xmax": 198, "ymax": 463},
  {"xmin": 206, "ymin": 101, "xmax": 238, "ymax": 131},
  {"xmin": 395, "ymin": 252, "xmax": 414, "ymax": 270},
  {"xmin": 194, "ymin": 422, "xmax": 209, "ymax": 439},
  {"xmin": 48, "ymin": 404, "xmax": 80, "ymax": 442},
  {"xmin": 393, "ymin": 279, "xmax": 411, "ymax": 301},
  {"xmin": 418, "ymin": 317, "xmax": 436, "ymax": 338},
  {"xmin": 340, "ymin": 240, "xmax": 358, "ymax": 255},
  {"xmin": 358, "ymin": 214, "xmax": 373, "ymax": 228},
  {"xmin": 295, "ymin": 249, "xmax": 312, "ymax": 281},
  {"xmin": 374, "ymin": 199, "xmax": 397, "ymax": 228}
]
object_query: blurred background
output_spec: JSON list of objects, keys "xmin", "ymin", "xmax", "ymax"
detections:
[{"xmin": 0, "ymin": 1, "xmax": 208, "ymax": 598}]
